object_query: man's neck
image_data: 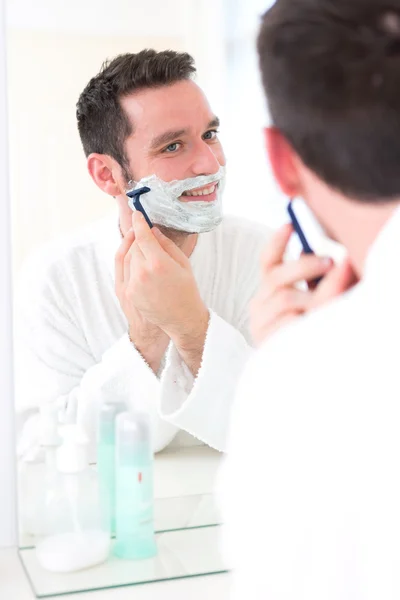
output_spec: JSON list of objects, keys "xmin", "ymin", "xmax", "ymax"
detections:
[
  {"xmin": 156, "ymin": 225, "xmax": 198, "ymax": 258},
  {"xmin": 322, "ymin": 198, "xmax": 399, "ymax": 278},
  {"xmin": 301, "ymin": 169, "xmax": 400, "ymax": 277},
  {"xmin": 342, "ymin": 202, "xmax": 399, "ymax": 278}
]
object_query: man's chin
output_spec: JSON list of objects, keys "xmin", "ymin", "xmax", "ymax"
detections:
[
  {"xmin": 155, "ymin": 224, "xmax": 183, "ymax": 234},
  {"xmin": 155, "ymin": 224, "xmax": 192, "ymax": 243},
  {"xmin": 153, "ymin": 214, "xmax": 223, "ymax": 237}
]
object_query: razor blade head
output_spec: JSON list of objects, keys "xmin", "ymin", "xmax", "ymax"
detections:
[{"xmin": 126, "ymin": 186, "xmax": 151, "ymax": 199}]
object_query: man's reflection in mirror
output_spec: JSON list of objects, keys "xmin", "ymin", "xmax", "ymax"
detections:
[{"xmin": 15, "ymin": 50, "xmax": 274, "ymax": 459}]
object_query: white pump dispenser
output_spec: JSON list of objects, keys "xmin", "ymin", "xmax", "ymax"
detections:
[{"xmin": 35, "ymin": 424, "xmax": 111, "ymax": 573}]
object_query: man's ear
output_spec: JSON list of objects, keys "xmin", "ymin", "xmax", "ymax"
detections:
[
  {"xmin": 87, "ymin": 153, "xmax": 125, "ymax": 197},
  {"xmin": 264, "ymin": 127, "xmax": 302, "ymax": 198}
]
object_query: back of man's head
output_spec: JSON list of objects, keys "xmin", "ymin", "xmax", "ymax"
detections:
[
  {"xmin": 257, "ymin": 0, "xmax": 400, "ymax": 203},
  {"xmin": 76, "ymin": 49, "xmax": 196, "ymax": 179}
]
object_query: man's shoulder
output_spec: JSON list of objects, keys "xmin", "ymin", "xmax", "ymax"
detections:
[
  {"xmin": 229, "ymin": 286, "xmax": 365, "ymax": 450},
  {"xmin": 212, "ymin": 215, "xmax": 274, "ymax": 255},
  {"xmin": 271, "ymin": 284, "xmax": 360, "ymax": 341},
  {"xmin": 251, "ymin": 284, "xmax": 364, "ymax": 381},
  {"xmin": 18, "ymin": 212, "xmax": 117, "ymax": 292},
  {"xmin": 219, "ymin": 214, "xmax": 274, "ymax": 240}
]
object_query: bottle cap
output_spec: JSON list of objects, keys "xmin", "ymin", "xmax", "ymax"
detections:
[
  {"xmin": 97, "ymin": 401, "xmax": 127, "ymax": 443},
  {"xmin": 115, "ymin": 412, "xmax": 152, "ymax": 465},
  {"xmin": 56, "ymin": 425, "xmax": 89, "ymax": 474}
]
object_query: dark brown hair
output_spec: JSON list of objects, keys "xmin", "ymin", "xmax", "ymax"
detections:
[
  {"xmin": 257, "ymin": 0, "xmax": 400, "ymax": 202},
  {"xmin": 76, "ymin": 49, "xmax": 196, "ymax": 180}
]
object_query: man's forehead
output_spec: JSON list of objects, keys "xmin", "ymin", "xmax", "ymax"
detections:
[{"xmin": 120, "ymin": 80, "xmax": 215, "ymax": 134}]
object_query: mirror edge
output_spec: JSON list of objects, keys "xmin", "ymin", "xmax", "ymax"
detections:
[{"xmin": 0, "ymin": 0, "xmax": 18, "ymax": 549}]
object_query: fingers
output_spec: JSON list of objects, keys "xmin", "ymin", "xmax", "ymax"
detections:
[
  {"xmin": 252, "ymin": 287, "xmax": 310, "ymax": 321},
  {"xmin": 250, "ymin": 287, "xmax": 309, "ymax": 345},
  {"xmin": 251, "ymin": 310, "xmax": 303, "ymax": 347},
  {"xmin": 132, "ymin": 212, "xmax": 185, "ymax": 270},
  {"xmin": 311, "ymin": 258, "xmax": 358, "ymax": 308},
  {"xmin": 127, "ymin": 241, "xmax": 145, "ymax": 283},
  {"xmin": 115, "ymin": 229, "xmax": 135, "ymax": 291},
  {"xmin": 132, "ymin": 211, "xmax": 162, "ymax": 260},
  {"xmin": 264, "ymin": 255, "xmax": 334, "ymax": 296},
  {"xmin": 261, "ymin": 223, "xmax": 293, "ymax": 272}
]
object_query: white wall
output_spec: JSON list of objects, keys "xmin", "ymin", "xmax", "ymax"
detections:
[
  {"xmin": 222, "ymin": 0, "xmax": 286, "ymax": 228},
  {"xmin": 0, "ymin": 0, "xmax": 17, "ymax": 549},
  {"xmin": 6, "ymin": 0, "xmax": 187, "ymax": 36}
]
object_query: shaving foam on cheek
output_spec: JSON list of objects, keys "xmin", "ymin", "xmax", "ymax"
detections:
[{"xmin": 126, "ymin": 165, "xmax": 226, "ymax": 233}]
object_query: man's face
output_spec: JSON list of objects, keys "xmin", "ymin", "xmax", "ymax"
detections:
[{"xmin": 120, "ymin": 80, "xmax": 226, "ymax": 201}]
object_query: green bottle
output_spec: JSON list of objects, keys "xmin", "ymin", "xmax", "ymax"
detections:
[
  {"xmin": 97, "ymin": 401, "xmax": 126, "ymax": 535},
  {"xmin": 113, "ymin": 411, "xmax": 157, "ymax": 560}
]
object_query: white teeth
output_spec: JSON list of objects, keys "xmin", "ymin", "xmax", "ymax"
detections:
[{"xmin": 184, "ymin": 184, "xmax": 216, "ymax": 197}]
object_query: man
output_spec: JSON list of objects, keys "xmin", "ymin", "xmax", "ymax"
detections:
[
  {"xmin": 16, "ymin": 50, "xmax": 272, "ymax": 457},
  {"xmin": 221, "ymin": 1, "xmax": 400, "ymax": 598}
]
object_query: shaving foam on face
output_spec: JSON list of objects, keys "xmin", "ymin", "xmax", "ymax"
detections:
[{"xmin": 126, "ymin": 165, "xmax": 226, "ymax": 233}]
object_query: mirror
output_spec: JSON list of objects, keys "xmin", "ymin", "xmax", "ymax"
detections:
[{"xmin": 6, "ymin": 0, "xmax": 282, "ymax": 595}]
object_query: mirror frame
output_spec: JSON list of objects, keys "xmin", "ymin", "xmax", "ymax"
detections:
[{"xmin": 0, "ymin": 0, "xmax": 18, "ymax": 550}]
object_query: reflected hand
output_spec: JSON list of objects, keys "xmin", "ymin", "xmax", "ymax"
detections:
[
  {"xmin": 250, "ymin": 224, "xmax": 358, "ymax": 346},
  {"xmin": 119, "ymin": 212, "xmax": 208, "ymax": 349},
  {"xmin": 115, "ymin": 228, "xmax": 169, "ymax": 371}
]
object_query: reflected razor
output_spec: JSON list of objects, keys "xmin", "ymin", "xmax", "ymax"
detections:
[{"xmin": 126, "ymin": 186, "xmax": 153, "ymax": 229}]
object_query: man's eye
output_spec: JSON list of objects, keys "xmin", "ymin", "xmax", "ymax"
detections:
[
  {"xmin": 203, "ymin": 129, "xmax": 219, "ymax": 141},
  {"xmin": 163, "ymin": 142, "xmax": 181, "ymax": 153}
]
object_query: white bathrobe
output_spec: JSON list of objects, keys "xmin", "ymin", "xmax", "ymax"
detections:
[
  {"xmin": 15, "ymin": 212, "xmax": 272, "ymax": 457},
  {"xmin": 220, "ymin": 207, "xmax": 400, "ymax": 599}
]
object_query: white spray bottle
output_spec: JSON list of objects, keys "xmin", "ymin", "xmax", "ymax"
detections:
[{"xmin": 19, "ymin": 404, "xmax": 61, "ymax": 538}]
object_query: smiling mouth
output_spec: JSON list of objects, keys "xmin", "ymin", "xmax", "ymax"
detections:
[{"xmin": 181, "ymin": 182, "xmax": 219, "ymax": 198}]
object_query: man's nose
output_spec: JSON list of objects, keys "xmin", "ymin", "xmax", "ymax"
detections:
[{"xmin": 190, "ymin": 142, "xmax": 221, "ymax": 176}]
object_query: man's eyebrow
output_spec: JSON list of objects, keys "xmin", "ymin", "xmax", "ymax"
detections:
[
  {"xmin": 150, "ymin": 129, "xmax": 187, "ymax": 150},
  {"xmin": 150, "ymin": 117, "xmax": 221, "ymax": 150},
  {"xmin": 208, "ymin": 116, "xmax": 220, "ymax": 128}
]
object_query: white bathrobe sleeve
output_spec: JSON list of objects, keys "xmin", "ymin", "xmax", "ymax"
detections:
[
  {"xmin": 17, "ymin": 293, "xmax": 254, "ymax": 458},
  {"xmin": 158, "ymin": 312, "xmax": 252, "ymax": 452},
  {"xmin": 157, "ymin": 238, "xmax": 261, "ymax": 452}
]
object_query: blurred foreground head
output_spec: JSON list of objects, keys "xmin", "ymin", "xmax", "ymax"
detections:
[{"xmin": 258, "ymin": 0, "xmax": 400, "ymax": 204}]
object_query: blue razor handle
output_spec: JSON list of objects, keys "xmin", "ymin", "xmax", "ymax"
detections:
[
  {"xmin": 126, "ymin": 186, "xmax": 153, "ymax": 229},
  {"xmin": 287, "ymin": 201, "xmax": 323, "ymax": 286}
]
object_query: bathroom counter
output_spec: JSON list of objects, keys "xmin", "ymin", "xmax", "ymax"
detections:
[
  {"xmin": 20, "ymin": 444, "xmax": 224, "ymax": 547},
  {"xmin": 0, "ymin": 548, "xmax": 231, "ymax": 600},
  {"xmin": 4, "ymin": 445, "xmax": 231, "ymax": 599}
]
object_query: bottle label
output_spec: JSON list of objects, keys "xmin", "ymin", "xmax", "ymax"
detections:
[{"xmin": 115, "ymin": 465, "xmax": 154, "ymax": 537}]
